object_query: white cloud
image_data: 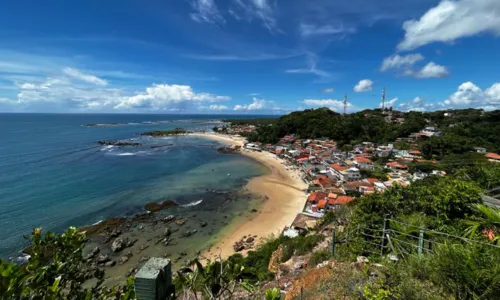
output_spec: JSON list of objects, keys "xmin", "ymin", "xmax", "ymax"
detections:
[
  {"xmin": 231, "ymin": 0, "xmax": 277, "ymax": 31},
  {"xmin": 190, "ymin": 0, "xmax": 225, "ymax": 24},
  {"xmin": 116, "ymin": 84, "xmax": 230, "ymax": 110},
  {"xmin": 286, "ymin": 53, "xmax": 333, "ymax": 81},
  {"xmin": 415, "ymin": 62, "xmax": 449, "ymax": 78},
  {"xmin": 398, "ymin": 0, "xmax": 500, "ymax": 51},
  {"xmin": 302, "ymin": 99, "xmax": 350, "ymax": 112},
  {"xmin": 413, "ymin": 96, "xmax": 424, "ymax": 105},
  {"xmin": 380, "ymin": 53, "xmax": 424, "ymax": 72},
  {"xmin": 321, "ymin": 88, "xmax": 334, "ymax": 93},
  {"xmin": 299, "ymin": 23, "xmax": 355, "ymax": 37},
  {"xmin": 484, "ymin": 83, "xmax": 500, "ymax": 104},
  {"xmin": 380, "ymin": 97, "xmax": 398, "ymax": 108},
  {"xmin": 233, "ymin": 97, "xmax": 269, "ymax": 111},
  {"xmin": 208, "ymin": 104, "xmax": 229, "ymax": 110},
  {"xmin": 353, "ymin": 79, "xmax": 373, "ymax": 92},
  {"xmin": 62, "ymin": 67, "xmax": 108, "ymax": 86},
  {"xmin": 443, "ymin": 81, "xmax": 500, "ymax": 109}
]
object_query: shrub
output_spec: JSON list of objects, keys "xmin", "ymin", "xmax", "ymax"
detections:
[{"xmin": 309, "ymin": 250, "xmax": 331, "ymax": 266}]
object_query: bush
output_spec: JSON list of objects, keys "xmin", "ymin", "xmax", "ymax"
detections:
[
  {"xmin": 280, "ymin": 234, "xmax": 325, "ymax": 262},
  {"xmin": 309, "ymin": 250, "xmax": 331, "ymax": 266}
]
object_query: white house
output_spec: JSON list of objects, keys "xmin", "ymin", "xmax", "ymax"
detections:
[{"xmin": 422, "ymin": 127, "xmax": 442, "ymax": 137}]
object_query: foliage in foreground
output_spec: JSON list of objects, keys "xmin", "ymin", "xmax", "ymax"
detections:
[{"xmin": 0, "ymin": 227, "xmax": 135, "ymax": 300}]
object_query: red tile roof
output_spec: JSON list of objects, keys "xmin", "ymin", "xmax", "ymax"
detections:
[
  {"xmin": 332, "ymin": 196, "xmax": 355, "ymax": 205},
  {"xmin": 386, "ymin": 161, "xmax": 408, "ymax": 169},
  {"xmin": 367, "ymin": 178, "xmax": 380, "ymax": 184},
  {"xmin": 307, "ymin": 192, "xmax": 328, "ymax": 202},
  {"xmin": 486, "ymin": 153, "xmax": 500, "ymax": 160},
  {"xmin": 354, "ymin": 156, "xmax": 373, "ymax": 164},
  {"xmin": 317, "ymin": 199, "xmax": 327, "ymax": 209},
  {"xmin": 330, "ymin": 164, "xmax": 349, "ymax": 172}
]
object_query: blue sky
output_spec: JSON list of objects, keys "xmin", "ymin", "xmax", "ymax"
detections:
[{"xmin": 0, "ymin": 0, "xmax": 499, "ymax": 114}]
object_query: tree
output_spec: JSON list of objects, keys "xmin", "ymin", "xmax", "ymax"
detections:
[{"xmin": 0, "ymin": 227, "xmax": 135, "ymax": 300}]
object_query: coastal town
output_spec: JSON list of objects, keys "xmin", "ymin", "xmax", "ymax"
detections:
[{"xmin": 212, "ymin": 115, "xmax": 500, "ymax": 239}]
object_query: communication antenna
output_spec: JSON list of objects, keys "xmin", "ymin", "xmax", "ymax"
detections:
[
  {"xmin": 382, "ymin": 87, "xmax": 386, "ymax": 111},
  {"xmin": 343, "ymin": 94, "xmax": 348, "ymax": 115}
]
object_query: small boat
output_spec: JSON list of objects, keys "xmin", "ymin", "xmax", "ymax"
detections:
[{"xmin": 227, "ymin": 173, "xmax": 231, "ymax": 176}]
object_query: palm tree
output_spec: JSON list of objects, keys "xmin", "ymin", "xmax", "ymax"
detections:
[{"xmin": 465, "ymin": 204, "xmax": 500, "ymax": 244}]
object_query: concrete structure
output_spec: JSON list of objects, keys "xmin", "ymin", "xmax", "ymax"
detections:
[{"xmin": 134, "ymin": 258, "xmax": 173, "ymax": 300}]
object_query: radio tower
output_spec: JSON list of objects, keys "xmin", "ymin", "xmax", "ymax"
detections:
[
  {"xmin": 343, "ymin": 94, "xmax": 348, "ymax": 115},
  {"xmin": 381, "ymin": 87, "xmax": 386, "ymax": 111}
]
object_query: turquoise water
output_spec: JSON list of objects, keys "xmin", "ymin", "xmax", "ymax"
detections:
[{"xmin": 0, "ymin": 113, "xmax": 266, "ymax": 258}]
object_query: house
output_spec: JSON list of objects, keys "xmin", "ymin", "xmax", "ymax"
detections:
[
  {"xmin": 354, "ymin": 156, "xmax": 374, "ymax": 170},
  {"xmin": 245, "ymin": 143, "xmax": 261, "ymax": 151},
  {"xmin": 360, "ymin": 186, "xmax": 375, "ymax": 195},
  {"xmin": 386, "ymin": 161, "xmax": 408, "ymax": 171},
  {"xmin": 330, "ymin": 196, "xmax": 355, "ymax": 206},
  {"xmin": 317, "ymin": 199, "xmax": 328, "ymax": 210},
  {"xmin": 421, "ymin": 127, "xmax": 442, "ymax": 137},
  {"xmin": 329, "ymin": 163, "xmax": 349, "ymax": 180},
  {"xmin": 342, "ymin": 167, "xmax": 361, "ymax": 181},
  {"xmin": 307, "ymin": 192, "xmax": 329, "ymax": 205},
  {"xmin": 485, "ymin": 152, "xmax": 500, "ymax": 163},
  {"xmin": 474, "ymin": 147, "xmax": 487, "ymax": 154},
  {"xmin": 409, "ymin": 150, "xmax": 422, "ymax": 157}
]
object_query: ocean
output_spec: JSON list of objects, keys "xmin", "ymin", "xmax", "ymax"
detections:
[{"xmin": 0, "ymin": 113, "xmax": 268, "ymax": 260}]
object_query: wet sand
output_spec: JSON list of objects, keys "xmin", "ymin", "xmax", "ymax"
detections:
[{"xmin": 190, "ymin": 133, "xmax": 308, "ymax": 259}]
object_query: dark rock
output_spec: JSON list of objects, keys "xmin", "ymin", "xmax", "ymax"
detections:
[
  {"xmin": 111, "ymin": 237, "xmax": 128, "ymax": 252},
  {"xmin": 118, "ymin": 256, "xmax": 129, "ymax": 264},
  {"xmin": 251, "ymin": 209, "xmax": 258, "ymax": 213},
  {"xmin": 97, "ymin": 140, "xmax": 142, "ymax": 147},
  {"xmin": 163, "ymin": 215, "xmax": 176, "ymax": 222},
  {"xmin": 96, "ymin": 254, "xmax": 110, "ymax": 264},
  {"xmin": 110, "ymin": 229, "xmax": 121, "ymax": 237},
  {"xmin": 126, "ymin": 239, "xmax": 137, "ymax": 248},
  {"xmin": 180, "ymin": 251, "xmax": 187, "ymax": 256},
  {"xmin": 144, "ymin": 200, "xmax": 178, "ymax": 212},
  {"xmin": 105, "ymin": 260, "xmax": 116, "ymax": 267},
  {"xmin": 233, "ymin": 241, "xmax": 245, "ymax": 252},
  {"xmin": 164, "ymin": 227, "xmax": 172, "ymax": 236},
  {"xmin": 246, "ymin": 237, "xmax": 255, "ymax": 243},
  {"xmin": 176, "ymin": 219, "xmax": 186, "ymax": 226}
]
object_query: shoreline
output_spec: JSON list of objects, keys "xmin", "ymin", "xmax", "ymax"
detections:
[{"xmin": 190, "ymin": 132, "xmax": 308, "ymax": 259}]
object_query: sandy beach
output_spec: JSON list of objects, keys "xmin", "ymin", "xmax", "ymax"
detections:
[{"xmin": 190, "ymin": 132, "xmax": 308, "ymax": 259}]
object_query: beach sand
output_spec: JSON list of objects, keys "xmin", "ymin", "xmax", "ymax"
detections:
[{"xmin": 190, "ymin": 132, "xmax": 308, "ymax": 259}]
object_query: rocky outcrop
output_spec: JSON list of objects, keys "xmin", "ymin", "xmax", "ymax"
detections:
[
  {"xmin": 175, "ymin": 218, "xmax": 186, "ymax": 226},
  {"xmin": 111, "ymin": 237, "xmax": 135, "ymax": 252},
  {"xmin": 97, "ymin": 141, "xmax": 142, "ymax": 147},
  {"xmin": 217, "ymin": 145, "xmax": 241, "ymax": 154},
  {"xmin": 144, "ymin": 200, "xmax": 178, "ymax": 212},
  {"xmin": 233, "ymin": 235, "xmax": 256, "ymax": 252}
]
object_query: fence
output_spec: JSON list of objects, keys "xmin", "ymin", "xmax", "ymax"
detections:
[{"xmin": 335, "ymin": 218, "xmax": 500, "ymax": 259}]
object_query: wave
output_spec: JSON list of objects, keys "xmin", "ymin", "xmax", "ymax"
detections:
[
  {"xmin": 114, "ymin": 152, "xmax": 135, "ymax": 156},
  {"xmin": 180, "ymin": 199, "xmax": 203, "ymax": 207},
  {"xmin": 100, "ymin": 145, "xmax": 114, "ymax": 151}
]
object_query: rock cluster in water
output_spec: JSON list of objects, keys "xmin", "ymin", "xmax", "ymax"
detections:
[{"xmin": 97, "ymin": 140, "xmax": 142, "ymax": 147}]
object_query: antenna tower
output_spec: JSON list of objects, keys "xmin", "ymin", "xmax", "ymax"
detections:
[
  {"xmin": 343, "ymin": 94, "xmax": 348, "ymax": 115},
  {"xmin": 381, "ymin": 87, "xmax": 386, "ymax": 111}
]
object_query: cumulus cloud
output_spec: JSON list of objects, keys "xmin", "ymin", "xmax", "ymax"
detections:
[
  {"xmin": 443, "ymin": 81, "xmax": 500, "ymax": 109},
  {"xmin": 302, "ymin": 99, "xmax": 350, "ymax": 112},
  {"xmin": 233, "ymin": 97, "xmax": 270, "ymax": 111},
  {"xmin": 415, "ymin": 62, "xmax": 449, "ymax": 78},
  {"xmin": 116, "ymin": 84, "xmax": 230, "ymax": 110},
  {"xmin": 62, "ymin": 67, "xmax": 108, "ymax": 86},
  {"xmin": 190, "ymin": 0, "xmax": 225, "ymax": 24},
  {"xmin": 321, "ymin": 88, "xmax": 334, "ymax": 93},
  {"xmin": 398, "ymin": 0, "xmax": 500, "ymax": 51},
  {"xmin": 353, "ymin": 79, "xmax": 373, "ymax": 92},
  {"xmin": 380, "ymin": 53, "xmax": 424, "ymax": 72}
]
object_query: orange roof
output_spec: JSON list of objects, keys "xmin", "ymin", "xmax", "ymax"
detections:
[
  {"xmin": 330, "ymin": 164, "xmax": 349, "ymax": 172},
  {"xmin": 333, "ymin": 196, "xmax": 355, "ymax": 205},
  {"xmin": 328, "ymin": 193, "xmax": 338, "ymax": 199},
  {"xmin": 312, "ymin": 179, "xmax": 320, "ymax": 186},
  {"xmin": 318, "ymin": 177, "xmax": 335, "ymax": 186},
  {"xmin": 307, "ymin": 192, "xmax": 328, "ymax": 202},
  {"xmin": 486, "ymin": 153, "xmax": 500, "ymax": 160},
  {"xmin": 367, "ymin": 178, "xmax": 379, "ymax": 184},
  {"xmin": 386, "ymin": 161, "xmax": 408, "ymax": 169},
  {"xmin": 317, "ymin": 199, "xmax": 327, "ymax": 209},
  {"xmin": 354, "ymin": 156, "xmax": 373, "ymax": 164},
  {"xmin": 409, "ymin": 150, "xmax": 422, "ymax": 155}
]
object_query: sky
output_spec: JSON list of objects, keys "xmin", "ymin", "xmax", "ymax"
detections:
[{"xmin": 0, "ymin": 0, "xmax": 499, "ymax": 114}]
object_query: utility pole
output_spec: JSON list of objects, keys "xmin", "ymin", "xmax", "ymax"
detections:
[
  {"xmin": 381, "ymin": 87, "xmax": 386, "ymax": 111},
  {"xmin": 343, "ymin": 94, "xmax": 348, "ymax": 115}
]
